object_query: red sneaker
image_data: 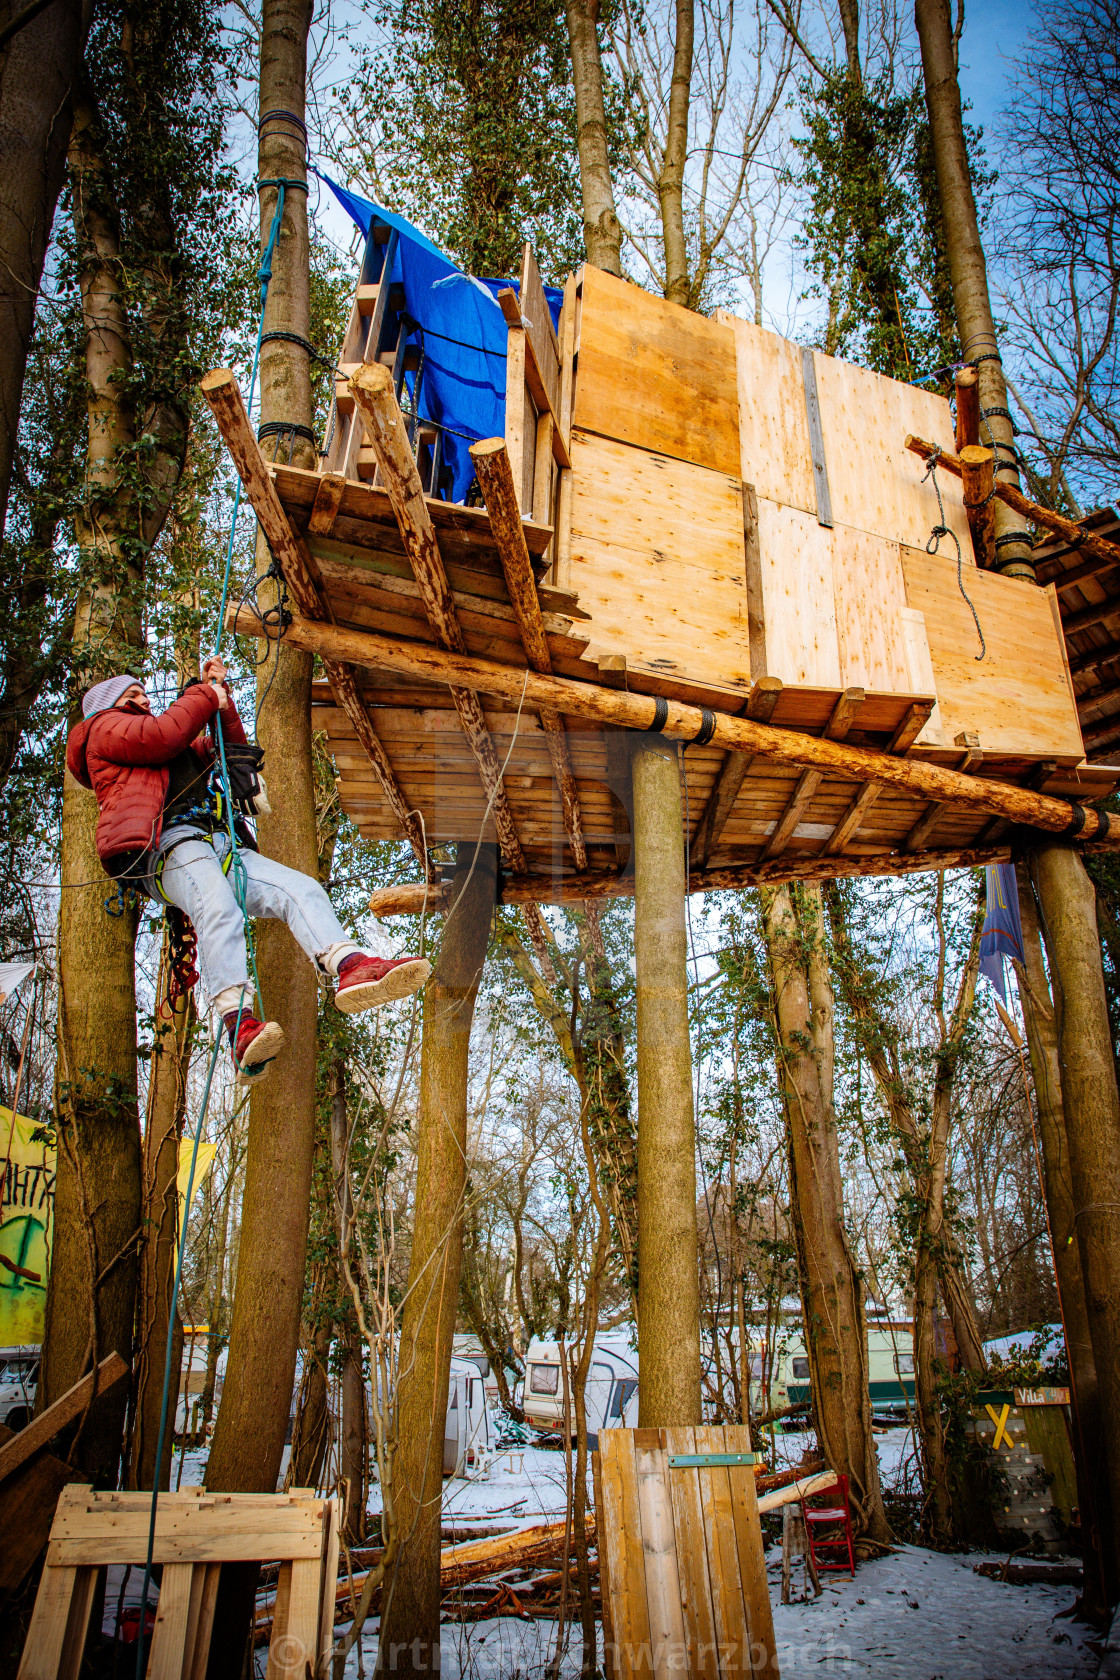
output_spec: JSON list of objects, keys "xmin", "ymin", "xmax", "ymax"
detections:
[
  {"xmin": 224, "ymin": 1011, "xmax": 285, "ymax": 1082},
  {"xmin": 334, "ymin": 953, "xmax": 431, "ymax": 1014}
]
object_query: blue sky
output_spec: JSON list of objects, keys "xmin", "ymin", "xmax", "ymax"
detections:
[{"xmin": 957, "ymin": 0, "xmax": 1033, "ymax": 136}]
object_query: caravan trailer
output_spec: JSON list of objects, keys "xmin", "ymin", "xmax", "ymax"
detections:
[
  {"xmin": 768, "ymin": 1322, "xmax": 921, "ymax": 1412},
  {"xmin": 443, "ymin": 1355, "xmax": 491, "ymax": 1474},
  {"xmin": 522, "ymin": 1334, "xmax": 638, "ymax": 1443}
]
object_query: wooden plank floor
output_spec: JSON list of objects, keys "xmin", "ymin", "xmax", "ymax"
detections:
[{"xmin": 276, "ymin": 469, "xmax": 1120, "ymax": 882}]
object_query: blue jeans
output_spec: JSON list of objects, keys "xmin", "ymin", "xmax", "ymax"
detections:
[{"xmin": 145, "ymin": 826, "xmax": 358, "ymax": 1008}]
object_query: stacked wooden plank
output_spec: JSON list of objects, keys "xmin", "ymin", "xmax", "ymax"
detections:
[
  {"xmin": 18, "ymin": 1486, "xmax": 337, "ymax": 1680},
  {"xmin": 593, "ymin": 1424, "xmax": 777, "ymax": 1680}
]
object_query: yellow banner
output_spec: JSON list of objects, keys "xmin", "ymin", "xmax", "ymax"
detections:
[
  {"xmin": 177, "ymin": 1137, "xmax": 216, "ymax": 1229},
  {"xmin": 0, "ymin": 1108, "xmax": 54, "ymax": 1346}
]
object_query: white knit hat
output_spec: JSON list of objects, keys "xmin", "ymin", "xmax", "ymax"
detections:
[{"xmin": 82, "ymin": 674, "xmax": 142, "ymax": 719}]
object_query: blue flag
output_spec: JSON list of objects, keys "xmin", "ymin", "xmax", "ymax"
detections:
[{"xmin": 980, "ymin": 862, "xmax": 1025, "ymax": 1003}]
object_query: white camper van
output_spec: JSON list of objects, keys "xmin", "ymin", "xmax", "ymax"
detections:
[
  {"xmin": 522, "ymin": 1333, "xmax": 638, "ymax": 1443},
  {"xmin": 443, "ymin": 1354, "xmax": 491, "ymax": 1474}
]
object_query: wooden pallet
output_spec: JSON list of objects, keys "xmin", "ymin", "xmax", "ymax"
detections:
[
  {"xmin": 17, "ymin": 1486, "xmax": 338, "ymax": 1680},
  {"xmin": 593, "ymin": 1425, "xmax": 778, "ymax": 1680}
]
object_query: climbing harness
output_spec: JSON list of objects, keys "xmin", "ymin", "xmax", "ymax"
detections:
[{"xmin": 922, "ymin": 450, "xmax": 986, "ymax": 662}]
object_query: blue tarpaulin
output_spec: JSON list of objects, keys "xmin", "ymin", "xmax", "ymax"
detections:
[{"xmin": 315, "ymin": 170, "xmax": 562, "ymax": 499}]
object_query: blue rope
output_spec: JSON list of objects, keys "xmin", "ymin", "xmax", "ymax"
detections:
[{"xmin": 133, "ymin": 178, "xmax": 288, "ymax": 1680}]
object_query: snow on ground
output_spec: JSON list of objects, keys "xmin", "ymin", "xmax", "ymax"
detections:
[{"xmin": 151, "ymin": 1426, "xmax": 1096, "ymax": 1678}]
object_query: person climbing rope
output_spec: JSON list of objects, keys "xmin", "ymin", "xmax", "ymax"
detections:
[{"xmin": 66, "ymin": 659, "xmax": 430, "ymax": 1082}]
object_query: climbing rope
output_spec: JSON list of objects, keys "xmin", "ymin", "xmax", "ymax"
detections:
[
  {"xmin": 134, "ymin": 166, "xmax": 295, "ymax": 1680},
  {"xmin": 922, "ymin": 451, "xmax": 986, "ymax": 662}
]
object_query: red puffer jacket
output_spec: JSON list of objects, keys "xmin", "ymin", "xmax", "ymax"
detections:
[{"xmin": 66, "ymin": 683, "xmax": 249, "ymax": 866}]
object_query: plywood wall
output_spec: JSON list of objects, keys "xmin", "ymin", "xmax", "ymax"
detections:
[
  {"xmin": 575, "ymin": 267, "xmax": 740, "ymax": 476},
  {"xmin": 566, "ymin": 429, "xmax": 751, "ymax": 692},
  {"xmin": 901, "ymin": 550, "xmax": 1085, "ymax": 761}
]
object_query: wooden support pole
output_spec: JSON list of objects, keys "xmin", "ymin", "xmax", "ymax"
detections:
[
  {"xmin": 367, "ymin": 841, "xmax": 1022, "ymax": 916},
  {"xmin": 348, "ymin": 363, "xmax": 553, "ymax": 966},
  {"xmin": 377, "ymin": 845, "xmax": 497, "ymax": 1676},
  {"xmin": 960, "ymin": 444, "xmax": 996, "ymax": 569},
  {"xmin": 470, "ymin": 436, "xmax": 587, "ymax": 869},
  {"xmin": 955, "ymin": 365, "xmax": 980, "ymax": 453},
  {"xmin": 496, "ymin": 291, "xmax": 571, "ymax": 468},
  {"xmin": 907, "ymin": 433, "xmax": 1120, "ymax": 577},
  {"xmin": 225, "ymin": 603, "xmax": 1120, "ymax": 845},
  {"xmin": 632, "ymin": 738, "xmax": 702, "ymax": 1426},
  {"xmin": 200, "ymin": 368, "xmax": 329, "ymax": 622},
  {"xmin": 1029, "ymin": 843, "xmax": 1120, "ymax": 1562},
  {"xmin": 200, "ymin": 367, "xmax": 422, "ymax": 862}
]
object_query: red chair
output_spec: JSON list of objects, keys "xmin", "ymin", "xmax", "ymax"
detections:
[{"xmin": 803, "ymin": 1472, "xmax": 856, "ymax": 1579}]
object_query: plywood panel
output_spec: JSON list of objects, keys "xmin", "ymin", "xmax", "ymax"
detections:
[
  {"xmin": 755, "ymin": 499, "xmax": 841, "ymax": 689},
  {"xmin": 901, "ymin": 547, "xmax": 1086, "ymax": 762},
  {"xmin": 832, "ymin": 527, "xmax": 916, "ymax": 693},
  {"xmin": 813, "ymin": 352, "xmax": 971, "ymax": 553},
  {"xmin": 715, "ymin": 310, "xmax": 816, "ymax": 513},
  {"xmin": 573, "ymin": 266, "xmax": 740, "ymax": 476},
  {"xmin": 568, "ymin": 429, "xmax": 750, "ymax": 691}
]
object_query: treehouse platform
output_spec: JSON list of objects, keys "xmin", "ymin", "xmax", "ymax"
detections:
[{"xmin": 206, "ymin": 215, "xmax": 1120, "ymax": 905}]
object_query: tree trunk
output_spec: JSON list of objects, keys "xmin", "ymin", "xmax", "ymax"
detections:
[
  {"xmin": 1029, "ymin": 842, "xmax": 1120, "ymax": 1583},
  {"xmin": 0, "ymin": 0, "xmax": 89, "ymax": 541},
  {"xmin": 127, "ymin": 942, "xmax": 196, "ymax": 1490},
  {"xmin": 289, "ymin": 1317, "xmax": 332, "ymax": 1490},
  {"xmin": 1016, "ymin": 861, "xmax": 1114, "ymax": 1612},
  {"xmin": 914, "ymin": 0, "xmax": 1032, "ymax": 578},
  {"xmin": 206, "ymin": 0, "xmax": 317, "ymax": 1497},
  {"xmin": 565, "ymin": 0, "xmax": 622, "ymax": 275},
  {"xmin": 329, "ymin": 1058, "xmax": 367, "ymax": 1542},
  {"xmin": 203, "ymin": 7, "xmax": 317, "ymax": 1663},
  {"xmin": 658, "ymin": 0, "xmax": 694, "ymax": 306},
  {"xmin": 761, "ymin": 881, "xmax": 890, "ymax": 1544},
  {"xmin": 38, "ymin": 72, "xmax": 145, "ymax": 1489},
  {"xmin": 340, "ymin": 1333, "xmax": 367, "ymax": 1543},
  {"xmin": 376, "ymin": 843, "xmax": 497, "ymax": 1677},
  {"xmin": 632, "ymin": 736, "xmax": 701, "ymax": 1427}
]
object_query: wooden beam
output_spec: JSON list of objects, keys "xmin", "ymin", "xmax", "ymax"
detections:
[
  {"xmin": 496, "ymin": 291, "xmax": 571, "ymax": 468},
  {"xmin": 823, "ymin": 702, "xmax": 933, "ymax": 855},
  {"xmin": 226, "ymin": 603, "xmax": 1120, "ymax": 843},
  {"xmin": 0, "ymin": 1353, "xmax": 127, "ymax": 1486},
  {"xmin": 325, "ymin": 664, "xmax": 426, "ymax": 864},
  {"xmin": 906, "ymin": 433, "xmax": 1120, "ymax": 577},
  {"xmin": 307, "ymin": 471, "xmax": 347, "ymax": 537},
  {"xmin": 960, "ymin": 445, "xmax": 996, "ymax": 569},
  {"xmin": 1044, "ymin": 550, "xmax": 1120, "ymax": 594},
  {"xmin": 202, "ymin": 367, "xmax": 423, "ymax": 867},
  {"xmin": 955, "ymin": 365, "xmax": 980, "ymax": 453},
  {"xmin": 690, "ymin": 678, "xmax": 783, "ymax": 868},
  {"xmin": 1061, "ymin": 594, "xmax": 1120, "ymax": 639},
  {"xmin": 201, "ymin": 369, "xmax": 332, "ymax": 622},
  {"xmin": 368, "ymin": 841, "xmax": 1052, "ymax": 916},
  {"xmin": 902, "ymin": 733, "xmax": 982, "ymax": 853},
  {"xmin": 1069, "ymin": 639, "xmax": 1120, "ymax": 678},
  {"xmin": 758, "ymin": 687, "xmax": 864, "ymax": 862},
  {"xmin": 470, "ymin": 436, "xmax": 587, "ymax": 868},
  {"xmin": 348, "ymin": 363, "xmax": 553, "ymax": 962}
]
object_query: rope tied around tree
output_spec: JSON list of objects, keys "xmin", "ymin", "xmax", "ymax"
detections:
[{"xmin": 922, "ymin": 450, "xmax": 986, "ymax": 662}]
